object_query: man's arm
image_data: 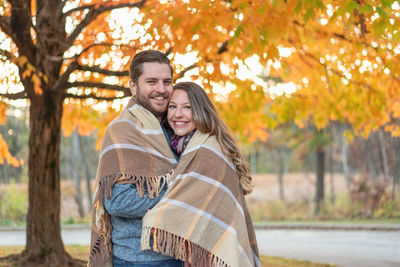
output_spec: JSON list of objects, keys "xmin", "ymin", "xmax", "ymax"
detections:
[{"xmin": 104, "ymin": 183, "xmax": 165, "ymax": 218}]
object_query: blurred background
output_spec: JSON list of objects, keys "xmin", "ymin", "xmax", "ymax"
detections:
[{"xmin": 1, "ymin": 104, "xmax": 399, "ymax": 225}]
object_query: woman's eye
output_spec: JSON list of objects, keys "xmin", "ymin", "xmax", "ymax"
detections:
[
  {"xmin": 184, "ymin": 106, "xmax": 191, "ymax": 109},
  {"xmin": 169, "ymin": 105, "xmax": 176, "ymax": 109}
]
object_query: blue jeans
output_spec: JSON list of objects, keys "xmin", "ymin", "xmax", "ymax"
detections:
[{"xmin": 113, "ymin": 256, "xmax": 184, "ymax": 267}]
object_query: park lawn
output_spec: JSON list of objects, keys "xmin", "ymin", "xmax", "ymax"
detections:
[{"xmin": 0, "ymin": 245, "xmax": 335, "ymax": 267}]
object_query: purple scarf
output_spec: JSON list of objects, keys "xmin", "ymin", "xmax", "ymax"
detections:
[{"xmin": 170, "ymin": 130, "xmax": 196, "ymax": 156}]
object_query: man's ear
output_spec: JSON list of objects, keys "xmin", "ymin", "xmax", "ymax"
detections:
[{"xmin": 129, "ymin": 80, "xmax": 137, "ymax": 97}]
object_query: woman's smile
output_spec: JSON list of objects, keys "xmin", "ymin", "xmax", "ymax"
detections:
[{"xmin": 168, "ymin": 90, "xmax": 195, "ymax": 136}]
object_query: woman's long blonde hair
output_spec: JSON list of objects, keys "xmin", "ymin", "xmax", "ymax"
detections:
[{"xmin": 174, "ymin": 82, "xmax": 253, "ymax": 195}]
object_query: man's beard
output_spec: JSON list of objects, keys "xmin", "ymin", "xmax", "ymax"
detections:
[{"xmin": 136, "ymin": 86, "xmax": 168, "ymax": 119}]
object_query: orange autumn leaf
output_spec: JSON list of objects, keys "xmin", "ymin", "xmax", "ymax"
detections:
[
  {"xmin": 0, "ymin": 133, "xmax": 20, "ymax": 167},
  {"xmin": 0, "ymin": 102, "xmax": 7, "ymax": 125}
]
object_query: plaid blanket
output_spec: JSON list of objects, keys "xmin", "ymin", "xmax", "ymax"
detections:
[
  {"xmin": 88, "ymin": 99, "xmax": 177, "ymax": 266},
  {"xmin": 141, "ymin": 131, "xmax": 260, "ymax": 267}
]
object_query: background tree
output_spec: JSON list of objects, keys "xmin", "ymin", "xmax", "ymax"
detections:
[{"xmin": 0, "ymin": 0, "xmax": 148, "ymax": 265}]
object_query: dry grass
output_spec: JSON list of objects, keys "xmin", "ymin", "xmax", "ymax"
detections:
[
  {"xmin": 0, "ymin": 246, "xmax": 335, "ymax": 267},
  {"xmin": 249, "ymin": 173, "xmax": 347, "ymax": 203}
]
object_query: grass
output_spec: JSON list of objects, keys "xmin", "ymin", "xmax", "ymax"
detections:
[
  {"xmin": 0, "ymin": 246, "xmax": 335, "ymax": 266},
  {"xmin": 261, "ymin": 256, "xmax": 335, "ymax": 267}
]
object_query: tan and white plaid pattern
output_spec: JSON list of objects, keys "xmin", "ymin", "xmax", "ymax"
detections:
[
  {"xmin": 142, "ymin": 131, "xmax": 260, "ymax": 267},
  {"xmin": 88, "ymin": 99, "xmax": 177, "ymax": 267}
]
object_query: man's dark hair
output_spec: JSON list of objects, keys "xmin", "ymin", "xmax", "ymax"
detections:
[{"xmin": 129, "ymin": 50, "xmax": 173, "ymax": 84}]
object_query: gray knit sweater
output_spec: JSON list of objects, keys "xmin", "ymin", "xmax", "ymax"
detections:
[
  {"xmin": 104, "ymin": 184, "xmax": 174, "ymax": 262},
  {"xmin": 103, "ymin": 123, "xmax": 179, "ymax": 263}
]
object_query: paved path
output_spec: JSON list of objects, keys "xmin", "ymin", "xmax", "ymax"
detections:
[
  {"xmin": 257, "ymin": 229, "xmax": 400, "ymax": 267},
  {"xmin": 1, "ymin": 227, "xmax": 399, "ymax": 267}
]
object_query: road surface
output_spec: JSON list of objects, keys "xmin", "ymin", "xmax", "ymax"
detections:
[
  {"xmin": 257, "ymin": 229, "xmax": 400, "ymax": 267},
  {"xmin": 1, "ymin": 227, "xmax": 399, "ymax": 267}
]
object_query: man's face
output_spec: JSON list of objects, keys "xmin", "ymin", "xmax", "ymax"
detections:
[{"xmin": 129, "ymin": 62, "xmax": 173, "ymax": 121}]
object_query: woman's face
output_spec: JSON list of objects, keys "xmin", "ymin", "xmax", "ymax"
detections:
[{"xmin": 167, "ymin": 90, "xmax": 195, "ymax": 136}]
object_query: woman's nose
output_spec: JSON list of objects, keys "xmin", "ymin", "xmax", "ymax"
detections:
[{"xmin": 174, "ymin": 108, "xmax": 183, "ymax": 117}]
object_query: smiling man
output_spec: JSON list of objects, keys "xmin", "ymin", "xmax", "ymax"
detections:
[
  {"xmin": 129, "ymin": 55, "xmax": 173, "ymax": 121},
  {"xmin": 89, "ymin": 50, "xmax": 183, "ymax": 267}
]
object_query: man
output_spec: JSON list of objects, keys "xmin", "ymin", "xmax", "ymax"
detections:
[{"xmin": 88, "ymin": 50, "xmax": 182, "ymax": 267}]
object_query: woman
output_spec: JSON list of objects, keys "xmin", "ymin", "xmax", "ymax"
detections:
[{"xmin": 142, "ymin": 82, "xmax": 260, "ymax": 267}]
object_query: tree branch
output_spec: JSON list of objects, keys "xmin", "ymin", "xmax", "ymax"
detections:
[
  {"xmin": 0, "ymin": 48, "xmax": 15, "ymax": 61},
  {"xmin": 304, "ymin": 51, "xmax": 377, "ymax": 93},
  {"xmin": 63, "ymin": 4, "xmax": 96, "ymax": 17},
  {"xmin": 64, "ymin": 43, "xmax": 115, "ymax": 60},
  {"xmin": 0, "ymin": 15, "xmax": 12, "ymax": 37},
  {"xmin": 218, "ymin": 40, "xmax": 229, "ymax": 54},
  {"xmin": 66, "ymin": 81, "xmax": 131, "ymax": 95},
  {"xmin": 63, "ymin": 0, "xmax": 147, "ymax": 53},
  {"xmin": 174, "ymin": 63, "xmax": 198, "ymax": 82},
  {"xmin": 0, "ymin": 91, "xmax": 28, "ymax": 100},
  {"xmin": 53, "ymin": 61, "xmax": 79, "ymax": 90},
  {"xmin": 9, "ymin": 0, "xmax": 36, "ymax": 63},
  {"xmin": 77, "ymin": 65, "xmax": 129, "ymax": 77},
  {"xmin": 64, "ymin": 93, "xmax": 127, "ymax": 101}
]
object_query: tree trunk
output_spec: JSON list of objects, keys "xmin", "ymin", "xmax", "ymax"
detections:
[
  {"xmin": 72, "ymin": 129, "xmax": 85, "ymax": 218},
  {"xmin": 78, "ymin": 134, "xmax": 93, "ymax": 209},
  {"xmin": 276, "ymin": 147, "xmax": 285, "ymax": 202},
  {"xmin": 341, "ymin": 132, "xmax": 351, "ymax": 191},
  {"xmin": 364, "ymin": 136, "xmax": 378, "ymax": 179},
  {"xmin": 315, "ymin": 144, "xmax": 325, "ymax": 215},
  {"xmin": 272, "ymin": 147, "xmax": 286, "ymax": 202},
  {"xmin": 1, "ymin": 163, "xmax": 9, "ymax": 184},
  {"xmin": 12, "ymin": 92, "xmax": 82, "ymax": 266},
  {"xmin": 328, "ymin": 145, "xmax": 335, "ymax": 204},
  {"xmin": 391, "ymin": 138, "xmax": 400, "ymax": 202},
  {"xmin": 250, "ymin": 150, "xmax": 257, "ymax": 175},
  {"xmin": 378, "ymin": 130, "xmax": 389, "ymax": 180}
]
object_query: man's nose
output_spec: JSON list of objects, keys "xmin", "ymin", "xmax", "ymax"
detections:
[{"xmin": 155, "ymin": 81, "xmax": 166, "ymax": 92}]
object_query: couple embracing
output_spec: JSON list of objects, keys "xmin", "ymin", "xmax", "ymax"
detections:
[{"xmin": 88, "ymin": 50, "xmax": 260, "ymax": 267}]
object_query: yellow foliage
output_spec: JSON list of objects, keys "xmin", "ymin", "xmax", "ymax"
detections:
[
  {"xmin": 62, "ymin": 102, "xmax": 99, "ymax": 137},
  {"xmin": 0, "ymin": 102, "xmax": 7, "ymax": 125},
  {"xmin": 3, "ymin": 0, "xmax": 400, "ymax": 147},
  {"xmin": 0, "ymin": 134, "xmax": 21, "ymax": 167}
]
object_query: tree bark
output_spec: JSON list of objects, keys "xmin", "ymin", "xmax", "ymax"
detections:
[
  {"xmin": 10, "ymin": 92, "xmax": 82, "ymax": 266},
  {"xmin": 315, "ymin": 144, "xmax": 325, "ymax": 215}
]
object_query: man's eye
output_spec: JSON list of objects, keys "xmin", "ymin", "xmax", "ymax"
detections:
[
  {"xmin": 164, "ymin": 80, "xmax": 172, "ymax": 85},
  {"xmin": 147, "ymin": 80, "xmax": 156, "ymax": 84}
]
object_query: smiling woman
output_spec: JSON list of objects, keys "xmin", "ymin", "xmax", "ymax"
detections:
[
  {"xmin": 167, "ymin": 82, "xmax": 254, "ymax": 194},
  {"xmin": 142, "ymin": 81, "xmax": 260, "ymax": 266},
  {"xmin": 167, "ymin": 89, "xmax": 195, "ymax": 137}
]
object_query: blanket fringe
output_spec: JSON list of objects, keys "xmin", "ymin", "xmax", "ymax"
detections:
[
  {"xmin": 141, "ymin": 227, "xmax": 229, "ymax": 267},
  {"xmin": 89, "ymin": 170, "xmax": 173, "ymax": 266},
  {"xmin": 103, "ymin": 170, "xmax": 174, "ymax": 200}
]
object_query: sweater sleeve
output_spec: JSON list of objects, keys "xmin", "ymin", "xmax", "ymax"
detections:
[{"xmin": 104, "ymin": 183, "xmax": 165, "ymax": 219}]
